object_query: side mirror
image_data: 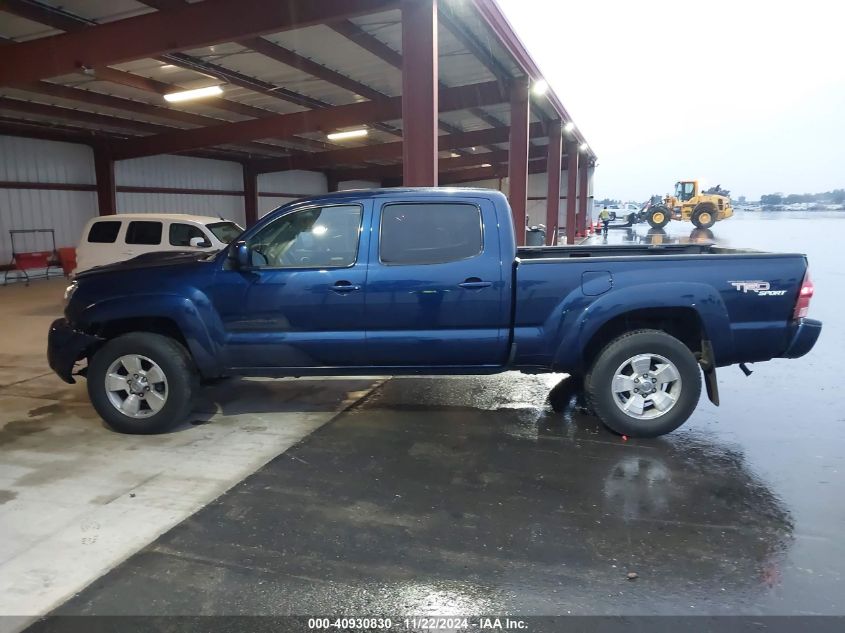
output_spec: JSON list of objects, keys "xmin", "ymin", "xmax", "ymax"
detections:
[
  {"xmin": 231, "ymin": 241, "xmax": 251, "ymax": 269},
  {"xmin": 189, "ymin": 237, "xmax": 212, "ymax": 248}
]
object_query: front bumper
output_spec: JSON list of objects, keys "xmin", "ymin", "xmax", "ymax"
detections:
[
  {"xmin": 47, "ymin": 318, "xmax": 101, "ymax": 384},
  {"xmin": 780, "ymin": 318, "xmax": 822, "ymax": 359}
]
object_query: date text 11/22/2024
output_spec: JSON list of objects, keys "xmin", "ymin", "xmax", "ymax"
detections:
[{"xmin": 307, "ymin": 617, "xmax": 528, "ymax": 629}]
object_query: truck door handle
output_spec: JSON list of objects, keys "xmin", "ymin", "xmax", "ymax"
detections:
[
  {"xmin": 458, "ymin": 278, "xmax": 492, "ymax": 289},
  {"xmin": 331, "ymin": 281, "xmax": 361, "ymax": 293}
]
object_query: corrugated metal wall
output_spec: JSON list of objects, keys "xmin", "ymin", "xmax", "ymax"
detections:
[
  {"xmin": 459, "ymin": 173, "xmax": 571, "ymax": 229},
  {"xmin": 258, "ymin": 171, "xmax": 327, "ymax": 218},
  {"xmin": 116, "ymin": 155, "xmax": 243, "ymax": 189},
  {"xmin": 338, "ymin": 179, "xmax": 380, "ymax": 191},
  {"xmin": 0, "ymin": 137, "xmax": 97, "ymax": 264},
  {"xmin": 0, "ymin": 136, "xmax": 333, "ymax": 264},
  {"xmin": 116, "ymin": 155, "xmax": 247, "ymax": 225}
]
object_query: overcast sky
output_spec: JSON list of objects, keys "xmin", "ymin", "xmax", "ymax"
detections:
[{"xmin": 496, "ymin": 0, "xmax": 845, "ymax": 201}]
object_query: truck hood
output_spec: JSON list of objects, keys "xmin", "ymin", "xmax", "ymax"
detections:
[{"xmin": 75, "ymin": 250, "xmax": 217, "ymax": 279}]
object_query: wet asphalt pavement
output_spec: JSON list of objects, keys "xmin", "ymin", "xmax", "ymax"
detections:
[{"xmin": 33, "ymin": 212, "xmax": 845, "ymax": 619}]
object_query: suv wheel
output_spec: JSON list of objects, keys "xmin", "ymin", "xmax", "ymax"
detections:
[
  {"xmin": 585, "ymin": 329, "xmax": 701, "ymax": 437},
  {"xmin": 87, "ymin": 333, "xmax": 198, "ymax": 434}
]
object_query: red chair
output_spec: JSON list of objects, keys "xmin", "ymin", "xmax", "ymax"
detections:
[
  {"xmin": 4, "ymin": 251, "xmax": 51, "ymax": 286},
  {"xmin": 58, "ymin": 247, "xmax": 77, "ymax": 277}
]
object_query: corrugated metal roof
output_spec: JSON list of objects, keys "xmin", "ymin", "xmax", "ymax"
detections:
[{"xmin": 0, "ymin": 0, "xmax": 595, "ymax": 167}]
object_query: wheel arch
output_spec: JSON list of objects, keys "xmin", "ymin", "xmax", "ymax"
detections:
[
  {"xmin": 79, "ymin": 294, "xmax": 221, "ymax": 377},
  {"xmin": 581, "ymin": 307, "xmax": 706, "ymax": 371},
  {"xmin": 553, "ymin": 282, "xmax": 734, "ymax": 372}
]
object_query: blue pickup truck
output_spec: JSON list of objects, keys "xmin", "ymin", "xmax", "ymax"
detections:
[{"xmin": 49, "ymin": 188, "xmax": 821, "ymax": 437}]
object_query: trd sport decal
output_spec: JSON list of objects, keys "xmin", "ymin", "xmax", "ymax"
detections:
[{"xmin": 729, "ymin": 281, "xmax": 788, "ymax": 296}]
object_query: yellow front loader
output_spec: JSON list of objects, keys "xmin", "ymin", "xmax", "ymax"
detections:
[{"xmin": 644, "ymin": 180, "xmax": 733, "ymax": 229}]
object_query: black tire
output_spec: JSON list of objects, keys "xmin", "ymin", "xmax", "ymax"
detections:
[
  {"xmin": 646, "ymin": 205, "xmax": 671, "ymax": 228},
  {"xmin": 87, "ymin": 333, "xmax": 198, "ymax": 434},
  {"xmin": 585, "ymin": 329, "xmax": 701, "ymax": 437},
  {"xmin": 691, "ymin": 204, "xmax": 717, "ymax": 229}
]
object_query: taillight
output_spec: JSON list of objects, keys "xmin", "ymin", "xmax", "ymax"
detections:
[{"xmin": 793, "ymin": 270, "xmax": 814, "ymax": 320}]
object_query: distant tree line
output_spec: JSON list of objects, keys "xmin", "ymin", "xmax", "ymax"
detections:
[{"xmin": 761, "ymin": 189, "xmax": 845, "ymax": 206}]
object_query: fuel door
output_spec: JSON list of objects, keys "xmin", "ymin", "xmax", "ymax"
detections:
[{"xmin": 581, "ymin": 270, "xmax": 613, "ymax": 296}]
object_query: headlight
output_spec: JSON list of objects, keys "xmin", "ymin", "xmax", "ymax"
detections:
[{"xmin": 63, "ymin": 280, "xmax": 78, "ymax": 308}]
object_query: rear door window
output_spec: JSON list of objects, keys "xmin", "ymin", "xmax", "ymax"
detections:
[
  {"xmin": 125, "ymin": 221, "xmax": 163, "ymax": 245},
  {"xmin": 87, "ymin": 220, "xmax": 121, "ymax": 243},
  {"xmin": 379, "ymin": 203, "xmax": 482, "ymax": 265},
  {"xmin": 169, "ymin": 223, "xmax": 206, "ymax": 247}
]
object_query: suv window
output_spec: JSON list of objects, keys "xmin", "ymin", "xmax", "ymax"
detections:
[
  {"xmin": 169, "ymin": 223, "xmax": 206, "ymax": 247},
  {"xmin": 380, "ymin": 203, "xmax": 482, "ymax": 265},
  {"xmin": 87, "ymin": 220, "xmax": 121, "ymax": 243},
  {"xmin": 245, "ymin": 205, "xmax": 362, "ymax": 268},
  {"xmin": 125, "ymin": 221, "xmax": 163, "ymax": 245}
]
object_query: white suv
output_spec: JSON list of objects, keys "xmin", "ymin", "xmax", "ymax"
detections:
[{"xmin": 74, "ymin": 213, "xmax": 243, "ymax": 275}]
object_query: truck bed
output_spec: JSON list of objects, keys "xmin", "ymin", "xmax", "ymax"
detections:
[{"xmin": 516, "ymin": 244, "xmax": 770, "ymax": 259}]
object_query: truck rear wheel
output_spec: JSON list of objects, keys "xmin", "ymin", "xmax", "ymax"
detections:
[
  {"xmin": 646, "ymin": 206, "xmax": 671, "ymax": 229},
  {"xmin": 691, "ymin": 204, "xmax": 717, "ymax": 229},
  {"xmin": 585, "ymin": 329, "xmax": 701, "ymax": 437},
  {"xmin": 87, "ymin": 332, "xmax": 198, "ymax": 434}
]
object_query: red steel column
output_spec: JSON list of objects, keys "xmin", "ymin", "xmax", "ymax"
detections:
[
  {"xmin": 565, "ymin": 141, "xmax": 579, "ymax": 244},
  {"xmin": 577, "ymin": 160, "xmax": 589, "ymax": 237},
  {"xmin": 93, "ymin": 144, "xmax": 116, "ymax": 216},
  {"xmin": 401, "ymin": 0, "xmax": 438, "ymax": 186},
  {"xmin": 243, "ymin": 163, "xmax": 258, "ymax": 227},
  {"xmin": 545, "ymin": 120, "xmax": 562, "ymax": 245},
  {"xmin": 508, "ymin": 76, "xmax": 530, "ymax": 246}
]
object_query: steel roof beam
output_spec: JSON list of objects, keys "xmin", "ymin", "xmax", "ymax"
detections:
[
  {"xmin": 0, "ymin": 110, "xmax": 255, "ymax": 163},
  {"xmin": 0, "ymin": 0, "xmax": 334, "ymax": 153},
  {"xmin": 439, "ymin": 156, "xmax": 552, "ymax": 185},
  {"xmin": 335, "ymin": 144, "xmax": 546, "ymax": 181},
  {"xmin": 328, "ymin": 17, "xmax": 502, "ymax": 145},
  {"xmin": 19, "ymin": 81, "xmax": 288, "ymax": 156},
  {"xmin": 253, "ymin": 121, "xmax": 547, "ymax": 173},
  {"xmin": 112, "ymin": 80, "xmax": 508, "ymax": 160},
  {"xmin": 0, "ymin": 0, "xmax": 398, "ymax": 85}
]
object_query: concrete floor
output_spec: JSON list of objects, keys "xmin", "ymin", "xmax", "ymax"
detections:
[
  {"xmin": 0, "ymin": 278, "xmax": 379, "ymax": 630},
  {"xmin": 3, "ymin": 212, "xmax": 845, "ymax": 626}
]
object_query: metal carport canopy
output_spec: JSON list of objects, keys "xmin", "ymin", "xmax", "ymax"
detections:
[{"xmin": 0, "ymin": 0, "xmax": 595, "ymax": 241}]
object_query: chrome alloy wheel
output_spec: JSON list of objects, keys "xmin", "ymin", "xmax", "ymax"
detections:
[
  {"xmin": 104, "ymin": 354, "xmax": 168, "ymax": 418},
  {"xmin": 611, "ymin": 353, "xmax": 682, "ymax": 420}
]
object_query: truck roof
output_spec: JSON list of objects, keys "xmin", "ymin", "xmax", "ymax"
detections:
[{"xmin": 286, "ymin": 187, "xmax": 508, "ymax": 206}]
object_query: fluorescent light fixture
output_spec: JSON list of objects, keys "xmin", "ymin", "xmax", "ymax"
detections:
[
  {"xmin": 481, "ymin": 163, "xmax": 492, "ymax": 168},
  {"xmin": 326, "ymin": 128, "xmax": 368, "ymax": 141},
  {"xmin": 164, "ymin": 85, "xmax": 223, "ymax": 103},
  {"xmin": 532, "ymin": 79, "xmax": 549, "ymax": 96},
  {"xmin": 564, "ymin": 121, "xmax": 575, "ymax": 133},
  {"xmin": 450, "ymin": 152, "xmax": 461, "ymax": 158},
  {"xmin": 579, "ymin": 142, "xmax": 589, "ymax": 152}
]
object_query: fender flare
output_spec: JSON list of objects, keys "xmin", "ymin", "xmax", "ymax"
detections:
[
  {"xmin": 80, "ymin": 292, "xmax": 221, "ymax": 376},
  {"xmin": 552, "ymin": 282, "xmax": 734, "ymax": 371}
]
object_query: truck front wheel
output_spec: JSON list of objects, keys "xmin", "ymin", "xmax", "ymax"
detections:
[
  {"xmin": 585, "ymin": 329, "xmax": 701, "ymax": 437},
  {"xmin": 87, "ymin": 332, "xmax": 198, "ymax": 434}
]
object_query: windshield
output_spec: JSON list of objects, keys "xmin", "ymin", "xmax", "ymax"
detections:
[{"xmin": 206, "ymin": 221, "xmax": 243, "ymax": 244}]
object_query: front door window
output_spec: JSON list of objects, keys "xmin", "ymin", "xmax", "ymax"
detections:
[{"xmin": 245, "ymin": 205, "xmax": 362, "ymax": 269}]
